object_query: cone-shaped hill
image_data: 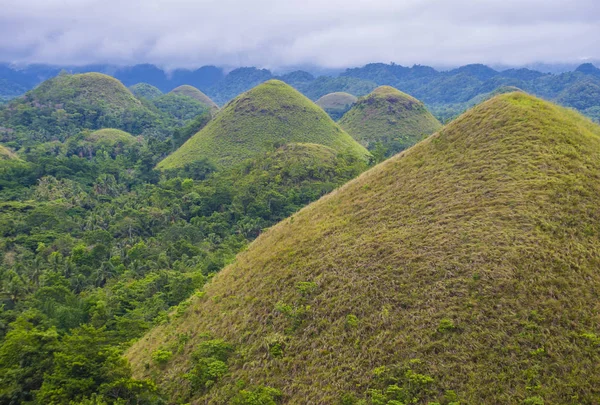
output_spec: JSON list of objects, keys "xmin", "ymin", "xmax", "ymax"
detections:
[
  {"xmin": 85, "ymin": 128, "xmax": 138, "ymax": 148},
  {"xmin": 70, "ymin": 128, "xmax": 141, "ymax": 158},
  {"xmin": 128, "ymin": 93, "xmax": 600, "ymax": 404},
  {"xmin": 169, "ymin": 85, "xmax": 219, "ymax": 112},
  {"xmin": 339, "ymin": 85, "xmax": 442, "ymax": 157},
  {"xmin": 129, "ymin": 82, "xmax": 163, "ymax": 100},
  {"xmin": 316, "ymin": 92, "xmax": 358, "ymax": 120},
  {"xmin": 158, "ymin": 80, "xmax": 370, "ymax": 170},
  {"xmin": 0, "ymin": 73, "xmax": 158, "ymax": 144}
]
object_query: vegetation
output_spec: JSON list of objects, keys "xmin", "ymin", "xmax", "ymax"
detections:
[
  {"xmin": 158, "ymin": 80, "xmax": 371, "ymax": 170},
  {"xmin": 292, "ymin": 76, "xmax": 378, "ymax": 100},
  {"xmin": 0, "ymin": 144, "xmax": 18, "ymax": 160},
  {"xmin": 130, "ymin": 83, "xmax": 163, "ymax": 100},
  {"xmin": 170, "ymin": 85, "xmax": 219, "ymax": 112},
  {"xmin": 0, "ymin": 79, "xmax": 367, "ymax": 404},
  {"xmin": 429, "ymin": 86, "xmax": 523, "ymax": 123},
  {"xmin": 149, "ymin": 93, "xmax": 211, "ymax": 126},
  {"xmin": 128, "ymin": 93, "xmax": 600, "ymax": 404},
  {"xmin": 315, "ymin": 92, "xmax": 358, "ymax": 120},
  {"xmin": 3, "ymin": 62, "xmax": 600, "ymax": 123},
  {"xmin": 339, "ymin": 86, "xmax": 441, "ymax": 159},
  {"xmin": 0, "ymin": 73, "xmax": 160, "ymax": 147}
]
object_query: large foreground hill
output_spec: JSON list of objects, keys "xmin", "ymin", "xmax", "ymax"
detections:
[{"xmin": 128, "ymin": 92, "xmax": 600, "ymax": 403}]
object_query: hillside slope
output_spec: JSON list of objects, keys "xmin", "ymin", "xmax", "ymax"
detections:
[
  {"xmin": 0, "ymin": 144, "xmax": 17, "ymax": 160},
  {"xmin": 158, "ymin": 80, "xmax": 370, "ymax": 170},
  {"xmin": 339, "ymin": 86, "xmax": 442, "ymax": 157},
  {"xmin": 128, "ymin": 92, "xmax": 600, "ymax": 404}
]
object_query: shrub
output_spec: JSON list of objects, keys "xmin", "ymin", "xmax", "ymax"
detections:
[
  {"xmin": 437, "ymin": 318, "xmax": 456, "ymax": 333},
  {"xmin": 151, "ymin": 349, "xmax": 173, "ymax": 366},
  {"xmin": 346, "ymin": 314, "xmax": 359, "ymax": 329},
  {"xmin": 231, "ymin": 386, "xmax": 282, "ymax": 405},
  {"xmin": 184, "ymin": 339, "xmax": 233, "ymax": 392}
]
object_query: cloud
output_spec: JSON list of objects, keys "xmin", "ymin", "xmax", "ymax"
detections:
[{"xmin": 0, "ymin": 0, "xmax": 598, "ymax": 69}]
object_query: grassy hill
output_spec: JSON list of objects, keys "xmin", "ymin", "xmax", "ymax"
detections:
[
  {"xmin": 0, "ymin": 144, "xmax": 17, "ymax": 160},
  {"xmin": 170, "ymin": 85, "xmax": 219, "ymax": 112},
  {"xmin": 158, "ymin": 80, "xmax": 370, "ymax": 170},
  {"xmin": 151, "ymin": 93, "xmax": 211, "ymax": 125},
  {"xmin": 62, "ymin": 128, "xmax": 142, "ymax": 159},
  {"xmin": 0, "ymin": 73, "xmax": 158, "ymax": 145},
  {"xmin": 129, "ymin": 83, "xmax": 163, "ymax": 100},
  {"xmin": 339, "ymin": 86, "xmax": 442, "ymax": 158},
  {"xmin": 315, "ymin": 92, "xmax": 358, "ymax": 120},
  {"xmin": 85, "ymin": 128, "xmax": 138, "ymax": 147},
  {"xmin": 128, "ymin": 92, "xmax": 600, "ymax": 404}
]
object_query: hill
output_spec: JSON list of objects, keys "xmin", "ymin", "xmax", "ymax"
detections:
[
  {"xmin": 339, "ymin": 86, "xmax": 442, "ymax": 158},
  {"xmin": 61, "ymin": 128, "xmax": 142, "ymax": 159},
  {"xmin": 151, "ymin": 93, "xmax": 212, "ymax": 126},
  {"xmin": 129, "ymin": 83, "xmax": 163, "ymax": 100},
  {"xmin": 170, "ymin": 85, "xmax": 219, "ymax": 112},
  {"xmin": 158, "ymin": 80, "xmax": 370, "ymax": 170},
  {"xmin": 0, "ymin": 144, "xmax": 18, "ymax": 160},
  {"xmin": 128, "ymin": 92, "xmax": 600, "ymax": 404},
  {"xmin": 315, "ymin": 92, "xmax": 358, "ymax": 120},
  {"xmin": 85, "ymin": 128, "xmax": 138, "ymax": 147},
  {"xmin": 0, "ymin": 72, "xmax": 158, "ymax": 145}
]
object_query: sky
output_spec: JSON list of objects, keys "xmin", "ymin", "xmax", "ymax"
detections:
[{"xmin": 1, "ymin": 0, "xmax": 599, "ymax": 70}]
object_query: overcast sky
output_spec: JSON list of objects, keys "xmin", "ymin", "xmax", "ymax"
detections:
[{"xmin": 1, "ymin": 0, "xmax": 599, "ymax": 70}]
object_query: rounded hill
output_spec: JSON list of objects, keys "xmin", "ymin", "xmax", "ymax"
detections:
[
  {"xmin": 339, "ymin": 85, "xmax": 442, "ymax": 157},
  {"xmin": 129, "ymin": 83, "xmax": 163, "ymax": 100},
  {"xmin": 0, "ymin": 73, "xmax": 158, "ymax": 141},
  {"xmin": 85, "ymin": 128, "xmax": 138, "ymax": 147},
  {"xmin": 68, "ymin": 128, "xmax": 141, "ymax": 158},
  {"xmin": 169, "ymin": 85, "xmax": 219, "ymax": 111},
  {"xmin": 315, "ymin": 92, "xmax": 358, "ymax": 120},
  {"xmin": 128, "ymin": 92, "xmax": 600, "ymax": 404},
  {"xmin": 30, "ymin": 73, "xmax": 143, "ymax": 111},
  {"xmin": 158, "ymin": 80, "xmax": 370, "ymax": 170}
]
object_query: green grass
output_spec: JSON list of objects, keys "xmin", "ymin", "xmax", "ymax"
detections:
[
  {"xmin": 1, "ymin": 72, "xmax": 159, "ymax": 138},
  {"xmin": 316, "ymin": 92, "xmax": 358, "ymax": 120},
  {"xmin": 129, "ymin": 83, "xmax": 163, "ymax": 100},
  {"xmin": 339, "ymin": 85, "xmax": 442, "ymax": 157},
  {"xmin": 29, "ymin": 72, "xmax": 143, "ymax": 111},
  {"xmin": 128, "ymin": 92, "xmax": 600, "ymax": 404},
  {"xmin": 85, "ymin": 128, "xmax": 138, "ymax": 148},
  {"xmin": 158, "ymin": 80, "xmax": 371, "ymax": 170},
  {"xmin": 170, "ymin": 85, "xmax": 219, "ymax": 111},
  {"xmin": 0, "ymin": 144, "xmax": 18, "ymax": 160}
]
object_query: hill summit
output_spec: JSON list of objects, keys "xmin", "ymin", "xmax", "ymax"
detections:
[
  {"xmin": 85, "ymin": 128, "xmax": 138, "ymax": 147},
  {"xmin": 315, "ymin": 92, "xmax": 358, "ymax": 120},
  {"xmin": 129, "ymin": 83, "xmax": 163, "ymax": 99},
  {"xmin": 129, "ymin": 92, "xmax": 600, "ymax": 404},
  {"xmin": 0, "ymin": 73, "xmax": 157, "ymax": 143},
  {"xmin": 169, "ymin": 85, "xmax": 219, "ymax": 112},
  {"xmin": 339, "ymin": 85, "xmax": 441, "ymax": 157},
  {"xmin": 28, "ymin": 72, "xmax": 143, "ymax": 112},
  {"xmin": 158, "ymin": 80, "xmax": 370, "ymax": 170}
]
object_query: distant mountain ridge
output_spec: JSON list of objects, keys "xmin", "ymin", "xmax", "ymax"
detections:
[{"xmin": 1, "ymin": 62, "xmax": 600, "ymax": 121}]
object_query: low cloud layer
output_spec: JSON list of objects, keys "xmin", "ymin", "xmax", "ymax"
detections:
[{"xmin": 1, "ymin": 0, "xmax": 599, "ymax": 69}]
